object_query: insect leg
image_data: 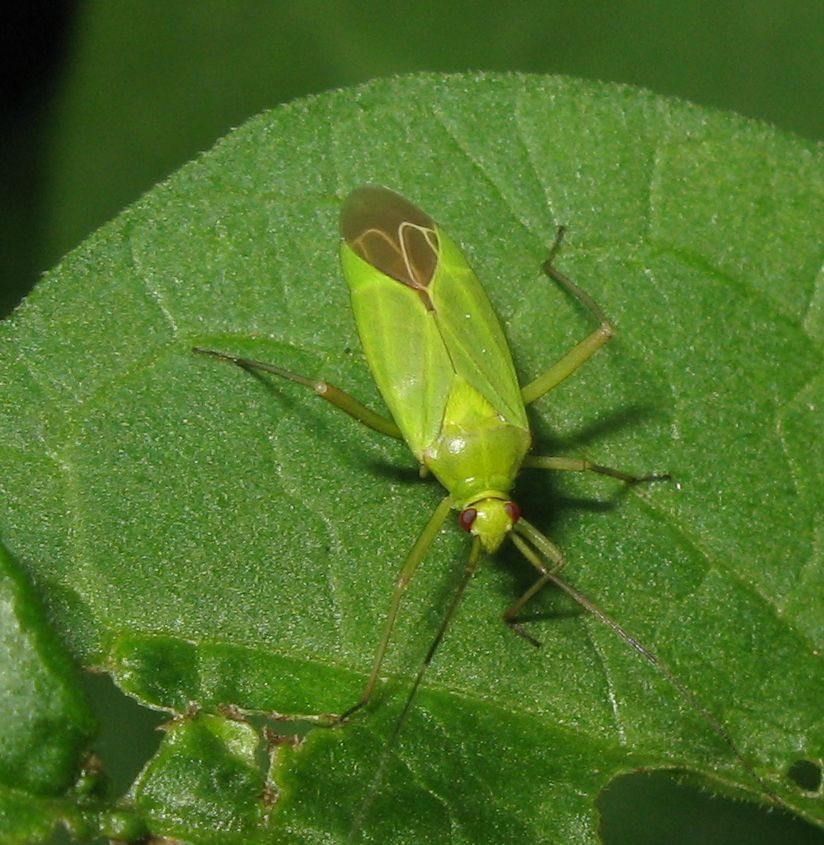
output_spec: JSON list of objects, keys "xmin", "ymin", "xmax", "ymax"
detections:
[
  {"xmin": 347, "ymin": 536, "xmax": 484, "ymax": 841},
  {"xmin": 502, "ymin": 517, "xmax": 567, "ymax": 647},
  {"xmin": 193, "ymin": 347, "xmax": 402, "ymax": 439},
  {"xmin": 522, "ymin": 454, "xmax": 669, "ymax": 484},
  {"xmin": 520, "ymin": 227, "xmax": 614, "ymax": 406},
  {"xmin": 509, "ymin": 520, "xmax": 782, "ymax": 807},
  {"xmin": 336, "ymin": 494, "xmax": 453, "ymax": 722}
]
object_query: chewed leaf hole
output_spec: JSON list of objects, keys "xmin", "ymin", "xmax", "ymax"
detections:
[
  {"xmin": 787, "ymin": 759, "xmax": 823, "ymax": 793},
  {"xmin": 597, "ymin": 770, "xmax": 824, "ymax": 845},
  {"xmin": 82, "ymin": 670, "xmax": 166, "ymax": 795}
]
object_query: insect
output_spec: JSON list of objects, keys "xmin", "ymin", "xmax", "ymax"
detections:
[{"xmin": 194, "ymin": 185, "xmax": 775, "ymax": 822}]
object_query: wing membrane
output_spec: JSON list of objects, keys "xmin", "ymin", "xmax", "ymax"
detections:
[{"xmin": 341, "ymin": 187, "xmax": 527, "ymax": 457}]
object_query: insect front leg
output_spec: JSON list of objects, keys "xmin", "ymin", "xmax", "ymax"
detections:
[
  {"xmin": 520, "ymin": 227, "xmax": 615, "ymax": 406},
  {"xmin": 502, "ymin": 517, "xmax": 568, "ymax": 647},
  {"xmin": 335, "ymin": 494, "xmax": 453, "ymax": 723},
  {"xmin": 193, "ymin": 346, "xmax": 402, "ymax": 439},
  {"xmin": 509, "ymin": 518, "xmax": 783, "ymax": 807}
]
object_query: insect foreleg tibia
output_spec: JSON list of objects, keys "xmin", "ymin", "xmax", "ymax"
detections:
[
  {"xmin": 523, "ymin": 454, "xmax": 670, "ymax": 485},
  {"xmin": 520, "ymin": 227, "xmax": 614, "ymax": 406},
  {"xmin": 336, "ymin": 495, "xmax": 453, "ymax": 723},
  {"xmin": 376, "ymin": 536, "xmax": 483, "ymax": 753},
  {"xmin": 193, "ymin": 346, "xmax": 402, "ymax": 439},
  {"xmin": 511, "ymin": 520, "xmax": 691, "ymax": 691},
  {"xmin": 502, "ymin": 518, "xmax": 567, "ymax": 647},
  {"xmin": 509, "ymin": 523, "xmax": 782, "ymax": 807},
  {"xmin": 347, "ymin": 536, "xmax": 484, "ymax": 842}
]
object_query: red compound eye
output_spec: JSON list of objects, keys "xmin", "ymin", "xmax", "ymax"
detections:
[
  {"xmin": 459, "ymin": 508, "xmax": 477, "ymax": 532},
  {"xmin": 504, "ymin": 501, "xmax": 521, "ymax": 523}
]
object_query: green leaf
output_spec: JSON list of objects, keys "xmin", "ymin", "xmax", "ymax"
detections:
[
  {"xmin": 1, "ymin": 74, "xmax": 822, "ymax": 843},
  {"xmin": 0, "ymin": 544, "xmax": 96, "ymax": 843},
  {"xmin": 131, "ymin": 713, "xmax": 271, "ymax": 844}
]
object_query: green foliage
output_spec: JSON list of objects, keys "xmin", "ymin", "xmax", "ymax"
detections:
[
  {"xmin": 0, "ymin": 545, "xmax": 95, "ymax": 795},
  {"xmin": 0, "ymin": 74, "xmax": 821, "ymax": 843},
  {"xmin": 0, "ymin": 545, "xmax": 95, "ymax": 843},
  {"xmin": 132, "ymin": 714, "xmax": 269, "ymax": 843}
]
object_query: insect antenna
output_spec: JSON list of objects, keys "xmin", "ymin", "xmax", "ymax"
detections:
[
  {"xmin": 509, "ymin": 525, "xmax": 785, "ymax": 808},
  {"xmin": 348, "ymin": 536, "xmax": 484, "ymax": 842}
]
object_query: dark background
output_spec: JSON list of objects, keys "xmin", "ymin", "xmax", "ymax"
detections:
[
  {"xmin": 3, "ymin": 3, "xmax": 822, "ymax": 844},
  {"xmin": 2, "ymin": 1, "xmax": 822, "ymax": 318}
]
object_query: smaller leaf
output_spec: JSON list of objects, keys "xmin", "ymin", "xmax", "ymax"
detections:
[
  {"xmin": 132, "ymin": 712, "xmax": 273, "ymax": 844},
  {"xmin": 0, "ymin": 543, "xmax": 96, "ymax": 842}
]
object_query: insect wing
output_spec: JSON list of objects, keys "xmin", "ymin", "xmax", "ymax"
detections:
[
  {"xmin": 429, "ymin": 228, "xmax": 527, "ymax": 431},
  {"xmin": 340, "ymin": 187, "xmax": 527, "ymax": 457},
  {"xmin": 341, "ymin": 233, "xmax": 452, "ymax": 456}
]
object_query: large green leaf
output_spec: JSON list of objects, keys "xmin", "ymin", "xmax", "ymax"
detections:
[{"xmin": 1, "ymin": 74, "xmax": 821, "ymax": 843}]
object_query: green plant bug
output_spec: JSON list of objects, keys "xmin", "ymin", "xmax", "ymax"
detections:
[{"xmin": 194, "ymin": 185, "xmax": 780, "ymax": 824}]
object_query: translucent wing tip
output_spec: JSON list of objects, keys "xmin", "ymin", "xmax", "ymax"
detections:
[
  {"xmin": 340, "ymin": 186, "xmax": 433, "ymax": 241},
  {"xmin": 340, "ymin": 186, "xmax": 438, "ymax": 288}
]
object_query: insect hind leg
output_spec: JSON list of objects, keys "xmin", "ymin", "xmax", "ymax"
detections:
[
  {"xmin": 520, "ymin": 227, "xmax": 615, "ymax": 406},
  {"xmin": 193, "ymin": 346, "xmax": 402, "ymax": 439},
  {"xmin": 542, "ymin": 226, "xmax": 613, "ymax": 328}
]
